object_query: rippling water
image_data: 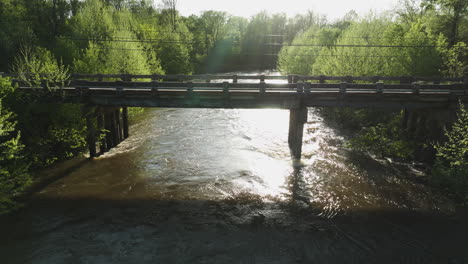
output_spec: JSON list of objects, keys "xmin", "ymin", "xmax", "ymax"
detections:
[{"xmin": 37, "ymin": 71, "xmax": 454, "ymax": 213}]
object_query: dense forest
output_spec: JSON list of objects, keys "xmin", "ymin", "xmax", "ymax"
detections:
[{"xmin": 0, "ymin": 0, "xmax": 467, "ymax": 212}]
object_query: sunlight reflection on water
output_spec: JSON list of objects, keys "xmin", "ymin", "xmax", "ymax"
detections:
[{"xmin": 37, "ymin": 72, "xmax": 455, "ymax": 215}]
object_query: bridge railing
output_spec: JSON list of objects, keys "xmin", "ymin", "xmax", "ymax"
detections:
[{"xmin": 3, "ymin": 72, "xmax": 467, "ymax": 95}]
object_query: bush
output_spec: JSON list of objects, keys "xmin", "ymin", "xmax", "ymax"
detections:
[
  {"xmin": 0, "ymin": 77, "xmax": 30, "ymax": 214},
  {"xmin": 432, "ymin": 102, "xmax": 468, "ymax": 203}
]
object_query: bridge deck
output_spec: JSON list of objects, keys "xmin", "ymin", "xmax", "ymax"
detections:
[{"xmin": 7, "ymin": 73, "xmax": 468, "ymax": 109}]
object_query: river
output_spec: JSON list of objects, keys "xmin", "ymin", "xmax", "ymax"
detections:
[{"xmin": 1, "ymin": 71, "xmax": 467, "ymax": 263}]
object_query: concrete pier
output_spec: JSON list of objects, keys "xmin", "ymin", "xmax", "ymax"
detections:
[{"xmin": 288, "ymin": 107, "xmax": 308, "ymax": 160}]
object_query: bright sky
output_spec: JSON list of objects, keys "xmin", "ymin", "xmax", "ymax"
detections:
[{"xmin": 174, "ymin": 0, "xmax": 398, "ymax": 20}]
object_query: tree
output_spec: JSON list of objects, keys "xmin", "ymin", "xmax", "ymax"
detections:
[
  {"xmin": 395, "ymin": 0, "xmax": 425, "ymax": 24},
  {"xmin": 161, "ymin": 0, "xmax": 178, "ymax": 32},
  {"xmin": 433, "ymin": 102, "xmax": 468, "ymax": 203},
  {"xmin": 10, "ymin": 46, "xmax": 86, "ymax": 168},
  {"xmin": 422, "ymin": 0, "xmax": 468, "ymax": 45},
  {"xmin": 12, "ymin": 46, "xmax": 70, "ymax": 88},
  {"xmin": 0, "ymin": 77, "xmax": 30, "ymax": 214},
  {"xmin": 199, "ymin": 11, "xmax": 231, "ymax": 54}
]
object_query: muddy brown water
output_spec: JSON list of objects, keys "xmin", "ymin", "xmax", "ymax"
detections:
[{"xmin": 1, "ymin": 72, "xmax": 467, "ymax": 263}]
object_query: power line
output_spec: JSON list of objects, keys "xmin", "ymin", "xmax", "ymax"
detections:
[
  {"xmin": 268, "ymin": 43, "xmax": 466, "ymax": 48},
  {"xmin": 264, "ymin": 34, "xmax": 433, "ymax": 40},
  {"xmin": 270, "ymin": 53, "xmax": 406, "ymax": 58},
  {"xmin": 60, "ymin": 37, "xmax": 466, "ymax": 49},
  {"xmin": 91, "ymin": 46, "xmax": 410, "ymax": 58}
]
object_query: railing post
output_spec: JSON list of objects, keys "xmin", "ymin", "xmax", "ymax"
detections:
[
  {"xmin": 340, "ymin": 82, "xmax": 347, "ymax": 94},
  {"xmin": 223, "ymin": 81, "xmax": 229, "ymax": 93},
  {"xmin": 292, "ymin": 75, "xmax": 298, "ymax": 84},
  {"xmin": 260, "ymin": 81, "xmax": 266, "ymax": 93},
  {"xmin": 319, "ymin": 75, "xmax": 325, "ymax": 84},
  {"xmin": 296, "ymin": 82, "xmax": 303, "ymax": 93},
  {"xmin": 400, "ymin": 76, "xmax": 414, "ymax": 84},
  {"xmin": 233, "ymin": 75, "xmax": 238, "ymax": 84},
  {"xmin": 376, "ymin": 82, "xmax": 384, "ymax": 94},
  {"xmin": 116, "ymin": 87, "xmax": 124, "ymax": 95},
  {"xmin": 151, "ymin": 78, "xmax": 159, "ymax": 95},
  {"xmin": 121, "ymin": 73, "xmax": 131, "ymax": 82},
  {"xmin": 260, "ymin": 75, "xmax": 265, "ymax": 83},
  {"xmin": 187, "ymin": 81, "xmax": 193, "ymax": 92},
  {"xmin": 372, "ymin": 76, "xmax": 380, "ymax": 83},
  {"xmin": 288, "ymin": 75, "xmax": 293, "ymax": 84},
  {"xmin": 412, "ymin": 82, "xmax": 420, "ymax": 95},
  {"xmin": 304, "ymin": 82, "xmax": 311, "ymax": 93}
]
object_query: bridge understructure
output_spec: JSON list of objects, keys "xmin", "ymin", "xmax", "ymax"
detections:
[{"xmin": 9, "ymin": 73, "xmax": 468, "ymax": 160}]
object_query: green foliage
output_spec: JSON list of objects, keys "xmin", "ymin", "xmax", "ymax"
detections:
[
  {"xmin": 421, "ymin": 0, "xmax": 468, "ymax": 45},
  {"xmin": 10, "ymin": 47, "xmax": 86, "ymax": 168},
  {"xmin": 433, "ymin": 102, "xmax": 468, "ymax": 203},
  {"xmin": 435, "ymin": 103, "xmax": 468, "ymax": 167},
  {"xmin": 146, "ymin": 24, "xmax": 191, "ymax": 74},
  {"xmin": 313, "ymin": 15, "xmax": 392, "ymax": 76},
  {"xmin": 72, "ymin": 1, "xmax": 159, "ymax": 74},
  {"xmin": 0, "ymin": 77, "xmax": 30, "ymax": 214},
  {"xmin": 319, "ymin": 107, "xmax": 415, "ymax": 159},
  {"xmin": 438, "ymin": 42, "xmax": 467, "ymax": 77},
  {"xmin": 279, "ymin": 12, "xmax": 460, "ymax": 163},
  {"xmin": 347, "ymin": 112, "xmax": 415, "ymax": 159},
  {"xmin": 0, "ymin": 0, "xmax": 34, "ymax": 72},
  {"xmin": 278, "ymin": 26, "xmax": 341, "ymax": 75},
  {"xmin": 11, "ymin": 46, "xmax": 70, "ymax": 88}
]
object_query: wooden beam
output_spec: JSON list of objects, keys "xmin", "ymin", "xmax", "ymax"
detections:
[
  {"xmin": 112, "ymin": 108, "xmax": 120, "ymax": 146},
  {"xmin": 122, "ymin": 107, "xmax": 129, "ymax": 139},
  {"xmin": 96, "ymin": 108, "xmax": 107, "ymax": 153},
  {"xmin": 85, "ymin": 107, "xmax": 97, "ymax": 158},
  {"xmin": 104, "ymin": 110, "xmax": 114, "ymax": 149}
]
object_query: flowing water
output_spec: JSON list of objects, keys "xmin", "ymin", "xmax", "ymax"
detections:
[{"xmin": 1, "ymin": 71, "xmax": 467, "ymax": 263}]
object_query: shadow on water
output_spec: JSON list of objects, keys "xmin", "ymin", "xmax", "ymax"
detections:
[
  {"xmin": 1, "ymin": 169, "xmax": 467, "ymax": 264},
  {"xmin": 17, "ymin": 156, "xmax": 93, "ymax": 202}
]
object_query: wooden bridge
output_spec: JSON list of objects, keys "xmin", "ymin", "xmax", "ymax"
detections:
[{"xmin": 6, "ymin": 73, "xmax": 468, "ymax": 160}]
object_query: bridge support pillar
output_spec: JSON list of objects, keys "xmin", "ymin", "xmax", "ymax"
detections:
[
  {"xmin": 288, "ymin": 107, "xmax": 308, "ymax": 160},
  {"xmin": 89, "ymin": 107, "xmax": 129, "ymax": 156},
  {"xmin": 104, "ymin": 109, "xmax": 115, "ymax": 149},
  {"xmin": 114, "ymin": 108, "xmax": 122, "ymax": 145},
  {"xmin": 85, "ymin": 106, "xmax": 97, "ymax": 158},
  {"xmin": 123, "ymin": 107, "xmax": 129, "ymax": 139},
  {"xmin": 96, "ymin": 108, "xmax": 107, "ymax": 153}
]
